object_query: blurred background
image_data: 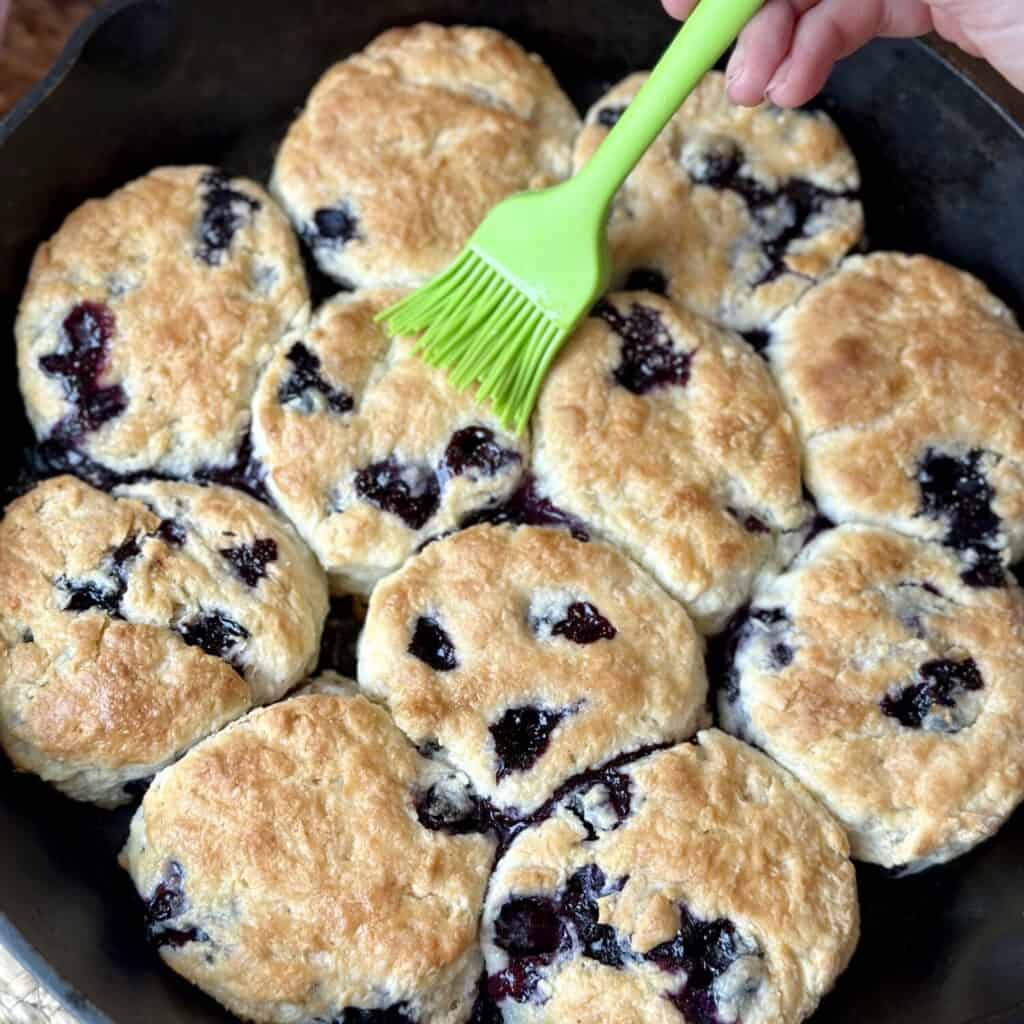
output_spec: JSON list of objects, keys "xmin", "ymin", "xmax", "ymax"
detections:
[{"xmin": 0, "ymin": 0, "xmax": 96, "ymax": 115}]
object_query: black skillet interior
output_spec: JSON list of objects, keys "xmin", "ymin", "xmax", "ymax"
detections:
[{"xmin": 1, "ymin": 1, "xmax": 1023, "ymax": 1022}]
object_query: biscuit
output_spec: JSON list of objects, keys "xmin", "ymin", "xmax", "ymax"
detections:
[
  {"xmin": 482, "ymin": 731, "xmax": 858, "ymax": 1024},
  {"xmin": 0, "ymin": 476, "xmax": 328, "ymax": 805},
  {"xmin": 358, "ymin": 524, "xmax": 708, "ymax": 815},
  {"xmin": 272, "ymin": 24, "xmax": 580, "ymax": 288},
  {"xmin": 717, "ymin": 524, "xmax": 1024, "ymax": 872},
  {"xmin": 16, "ymin": 166, "xmax": 308, "ymax": 483},
  {"xmin": 770, "ymin": 253, "xmax": 1024, "ymax": 587},
  {"xmin": 122, "ymin": 691, "xmax": 495, "ymax": 1023},
  {"xmin": 574, "ymin": 72, "xmax": 863, "ymax": 335},
  {"xmin": 531, "ymin": 291, "xmax": 809, "ymax": 634},
  {"xmin": 251, "ymin": 290, "xmax": 527, "ymax": 594}
]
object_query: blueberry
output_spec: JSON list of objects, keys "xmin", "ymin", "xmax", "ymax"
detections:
[
  {"xmin": 597, "ymin": 105, "xmax": 627, "ymax": 128},
  {"xmin": 309, "ymin": 204, "xmax": 361, "ymax": 247},
  {"xmin": 219, "ymin": 538, "xmax": 278, "ymax": 587},
  {"xmin": 176, "ymin": 611, "xmax": 249, "ymax": 665},
  {"xmin": 56, "ymin": 532, "xmax": 142, "ymax": 618},
  {"xmin": 278, "ymin": 342, "xmax": 353, "ymax": 415},
  {"xmin": 491, "ymin": 705, "xmax": 573, "ymax": 780},
  {"xmin": 441, "ymin": 427, "xmax": 520, "ymax": 482},
  {"xmin": 156, "ymin": 518, "xmax": 187, "ymax": 547},
  {"xmin": 194, "ymin": 432, "xmax": 271, "ymax": 504},
  {"xmin": 414, "ymin": 782, "xmax": 489, "ymax": 835},
  {"xmin": 408, "ymin": 616, "xmax": 458, "ymax": 672},
  {"xmin": 355, "ymin": 458, "xmax": 441, "ymax": 531},
  {"xmin": 595, "ymin": 300, "xmax": 692, "ymax": 395},
  {"xmin": 880, "ymin": 657, "xmax": 983, "ymax": 730},
  {"xmin": 533, "ymin": 601, "xmax": 616, "ymax": 645},
  {"xmin": 144, "ymin": 861, "xmax": 209, "ymax": 949},
  {"xmin": 195, "ymin": 171, "xmax": 260, "ymax": 266},
  {"xmin": 39, "ymin": 301, "xmax": 127, "ymax": 444}
]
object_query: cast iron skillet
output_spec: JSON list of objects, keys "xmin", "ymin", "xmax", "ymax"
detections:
[{"xmin": 0, "ymin": 1, "xmax": 1022, "ymax": 1021}]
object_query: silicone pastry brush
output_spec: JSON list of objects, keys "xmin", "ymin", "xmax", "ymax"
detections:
[{"xmin": 378, "ymin": 0, "xmax": 764, "ymax": 433}]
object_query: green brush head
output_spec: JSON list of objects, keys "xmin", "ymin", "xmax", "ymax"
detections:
[{"xmin": 378, "ymin": 178, "xmax": 613, "ymax": 434}]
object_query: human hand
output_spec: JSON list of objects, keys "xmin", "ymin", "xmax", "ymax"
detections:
[{"xmin": 662, "ymin": 0, "xmax": 1024, "ymax": 106}]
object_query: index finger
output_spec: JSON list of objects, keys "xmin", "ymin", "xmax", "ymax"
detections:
[{"xmin": 662, "ymin": 0, "xmax": 701, "ymax": 18}]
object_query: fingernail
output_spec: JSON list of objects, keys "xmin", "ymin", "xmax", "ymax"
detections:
[
  {"xmin": 726, "ymin": 50, "xmax": 745, "ymax": 85},
  {"xmin": 765, "ymin": 69, "xmax": 788, "ymax": 104}
]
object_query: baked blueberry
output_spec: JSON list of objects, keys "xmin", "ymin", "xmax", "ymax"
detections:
[
  {"xmin": 771, "ymin": 253, "xmax": 1024, "ymax": 580},
  {"xmin": 533, "ymin": 292, "xmax": 809, "ymax": 634},
  {"xmin": 219, "ymin": 538, "xmax": 278, "ymax": 587},
  {"xmin": 123, "ymin": 692, "xmax": 494, "ymax": 1023},
  {"xmin": 408, "ymin": 616, "xmax": 458, "ymax": 672},
  {"xmin": 18, "ymin": 166, "xmax": 308, "ymax": 479},
  {"xmin": 272, "ymin": 25, "xmax": 579, "ymax": 289},
  {"xmin": 718, "ymin": 524, "xmax": 1024, "ymax": 872},
  {"xmin": 595, "ymin": 299, "xmax": 692, "ymax": 395},
  {"xmin": 460, "ymin": 476, "xmax": 590, "ymax": 544},
  {"xmin": 195, "ymin": 169, "xmax": 261, "ymax": 266},
  {"xmin": 252, "ymin": 290, "xmax": 526, "ymax": 595},
  {"xmin": 358, "ymin": 525, "xmax": 707, "ymax": 815},
  {"xmin": 278, "ymin": 342, "xmax": 354, "ymax": 415},
  {"xmin": 575, "ymin": 72, "xmax": 862, "ymax": 332},
  {"xmin": 483, "ymin": 733, "xmax": 857, "ymax": 1024},
  {"xmin": 38, "ymin": 301, "xmax": 126, "ymax": 444},
  {"xmin": 0, "ymin": 476, "xmax": 328, "ymax": 806}
]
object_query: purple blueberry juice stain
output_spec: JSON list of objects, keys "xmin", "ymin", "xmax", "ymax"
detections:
[
  {"xmin": 441, "ymin": 427, "xmax": 520, "ymax": 482},
  {"xmin": 195, "ymin": 170, "xmax": 261, "ymax": 266},
  {"xmin": 531, "ymin": 601, "xmax": 616, "ymax": 645},
  {"xmin": 708, "ymin": 605, "xmax": 792, "ymax": 703},
  {"xmin": 880, "ymin": 657, "xmax": 983, "ymax": 730},
  {"xmin": 461, "ymin": 476, "xmax": 590, "ymax": 543},
  {"xmin": 491, "ymin": 705, "xmax": 575, "ymax": 781},
  {"xmin": 57, "ymin": 533, "xmax": 142, "ymax": 618},
  {"xmin": 686, "ymin": 147, "xmax": 857, "ymax": 287},
  {"xmin": 646, "ymin": 904, "xmax": 760, "ymax": 1024},
  {"xmin": 194, "ymin": 431, "xmax": 270, "ymax": 504},
  {"xmin": 917, "ymin": 448, "xmax": 1004, "ymax": 587},
  {"xmin": 219, "ymin": 537, "xmax": 278, "ymax": 587},
  {"xmin": 355, "ymin": 458, "xmax": 441, "ymax": 530},
  {"xmin": 144, "ymin": 860, "xmax": 209, "ymax": 948},
  {"xmin": 39, "ymin": 302, "xmax": 127, "ymax": 445},
  {"xmin": 277, "ymin": 342, "xmax": 353, "ymax": 415},
  {"xmin": 595, "ymin": 300, "xmax": 692, "ymax": 395},
  {"xmin": 176, "ymin": 610, "xmax": 249, "ymax": 669},
  {"xmin": 408, "ymin": 616, "xmax": 458, "ymax": 671}
]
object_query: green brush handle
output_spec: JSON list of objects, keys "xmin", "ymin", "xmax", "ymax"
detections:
[{"xmin": 579, "ymin": 0, "xmax": 763, "ymax": 206}]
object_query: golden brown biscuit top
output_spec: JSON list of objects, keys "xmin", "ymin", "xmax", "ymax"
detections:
[
  {"xmin": 574, "ymin": 72, "xmax": 863, "ymax": 332},
  {"xmin": 123, "ymin": 693, "xmax": 495, "ymax": 1020},
  {"xmin": 771, "ymin": 253, "xmax": 1024, "ymax": 570},
  {"xmin": 0, "ymin": 477, "xmax": 328, "ymax": 796},
  {"xmin": 719, "ymin": 525, "xmax": 1024, "ymax": 869},
  {"xmin": 484, "ymin": 731, "xmax": 857, "ymax": 1024},
  {"xmin": 358, "ymin": 524, "xmax": 708, "ymax": 813},
  {"xmin": 16, "ymin": 165, "xmax": 309, "ymax": 476},
  {"xmin": 252, "ymin": 289, "xmax": 528, "ymax": 595},
  {"xmin": 271, "ymin": 23, "xmax": 580, "ymax": 288},
  {"xmin": 532, "ymin": 291, "xmax": 808, "ymax": 633}
]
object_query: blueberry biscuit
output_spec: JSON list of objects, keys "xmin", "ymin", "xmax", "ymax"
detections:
[
  {"xmin": 17, "ymin": 166, "xmax": 309, "ymax": 484},
  {"xmin": 531, "ymin": 291, "xmax": 809, "ymax": 634},
  {"xmin": 574, "ymin": 72, "xmax": 863, "ymax": 335},
  {"xmin": 717, "ymin": 524, "xmax": 1024, "ymax": 872},
  {"xmin": 0, "ymin": 476, "xmax": 328, "ymax": 805},
  {"xmin": 770, "ymin": 253, "xmax": 1024, "ymax": 586},
  {"xmin": 482, "ymin": 730, "xmax": 858, "ymax": 1024},
  {"xmin": 358, "ymin": 524, "xmax": 708, "ymax": 815},
  {"xmin": 271, "ymin": 24, "xmax": 580, "ymax": 289},
  {"xmin": 122, "ymin": 691, "xmax": 495, "ymax": 1023},
  {"xmin": 251, "ymin": 290, "xmax": 528, "ymax": 594}
]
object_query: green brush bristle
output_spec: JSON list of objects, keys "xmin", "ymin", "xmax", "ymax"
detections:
[{"xmin": 378, "ymin": 251, "xmax": 567, "ymax": 434}]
